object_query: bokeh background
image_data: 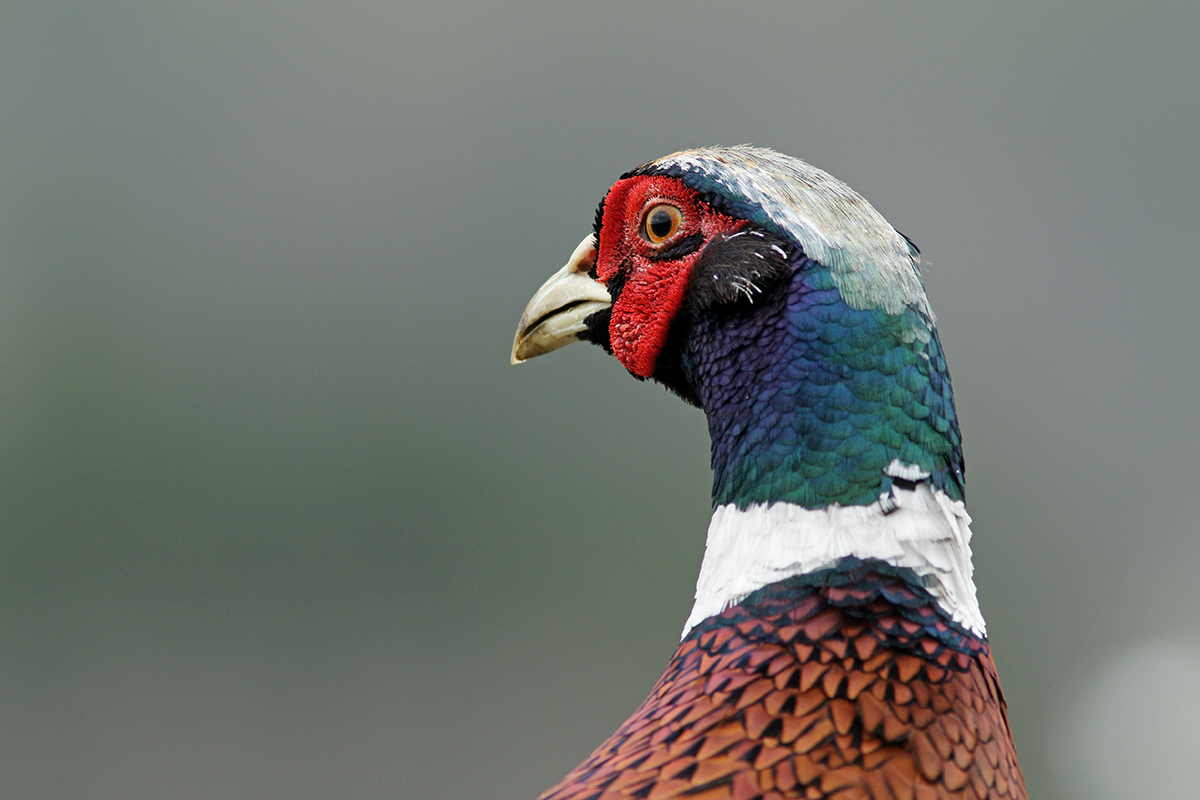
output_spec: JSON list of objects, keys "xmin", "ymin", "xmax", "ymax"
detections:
[{"xmin": 2, "ymin": 2, "xmax": 1198, "ymax": 798}]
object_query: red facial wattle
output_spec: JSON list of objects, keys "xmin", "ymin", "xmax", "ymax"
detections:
[{"xmin": 595, "ymin": 175, "xmax": 745, "ymax": 378}]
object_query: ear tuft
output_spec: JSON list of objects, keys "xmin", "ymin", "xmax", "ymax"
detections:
[{"xmin": 686, "ymin": 227, "xmax": 797, "ymax": 312}]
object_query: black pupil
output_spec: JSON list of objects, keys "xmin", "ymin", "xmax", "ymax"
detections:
[{"xmin": 648, "ymin": 209, "xmax": 674, "ymax": 239}]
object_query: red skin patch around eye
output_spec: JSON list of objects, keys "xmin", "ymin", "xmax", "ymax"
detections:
[{"xmin": 596, "ymin": 175, "xmax": 745, "ymax": 378}]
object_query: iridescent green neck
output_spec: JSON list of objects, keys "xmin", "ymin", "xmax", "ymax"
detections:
[{"xmin": 686, "ymin": 260, "xmax": 964, "ymax": 510}]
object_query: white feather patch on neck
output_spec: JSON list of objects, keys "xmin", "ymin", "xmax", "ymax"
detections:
[{"xmin": 682, "ymin": 466, "xmax": 984, "ymax": 640}]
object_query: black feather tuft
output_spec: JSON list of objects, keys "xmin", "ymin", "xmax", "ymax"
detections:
[
  {"xmin": 578, "ymin": 307, "xmax": 613, "ymax": 355},
  {"xmin": 684, "ymin": 227, "xmax": 796, "ymax": 313},
  {"xmin": 592, "ymin": 195, "xmax": 606, "ymax": 253}
]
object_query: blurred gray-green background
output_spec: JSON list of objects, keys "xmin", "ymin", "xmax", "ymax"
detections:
[{"xmin": 2, "ymin": 3, "xmax": 1198, "ymax": 799}]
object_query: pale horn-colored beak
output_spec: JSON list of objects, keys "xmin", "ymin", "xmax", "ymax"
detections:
[{"xmin": 511, "ymin": 235, "xmax": 611, "ymax": 364}]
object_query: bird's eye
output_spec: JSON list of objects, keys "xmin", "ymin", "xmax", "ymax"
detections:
[{"xmin": 642, "ymin": 204, "xmax": 682, "ymax": 244}]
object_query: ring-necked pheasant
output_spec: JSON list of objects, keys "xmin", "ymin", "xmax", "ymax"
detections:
[{"xmin": 511, "ymin": 146, "xmax": 1026, "ymax": 800}]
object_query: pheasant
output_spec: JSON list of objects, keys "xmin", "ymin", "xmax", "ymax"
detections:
[{"xmin": 511, "ymin": 146, "xmax": 1026, "ymax": 800}]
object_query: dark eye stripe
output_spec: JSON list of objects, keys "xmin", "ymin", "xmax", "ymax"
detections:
[{"xmin": 646, "ymin": 231, "xmax": 704, "ymax": 262}]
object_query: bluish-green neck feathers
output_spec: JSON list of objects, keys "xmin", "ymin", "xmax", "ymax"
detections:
[{"xmin": 685, "ymin": 255, "xmax": 964, "ymax": 510}]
